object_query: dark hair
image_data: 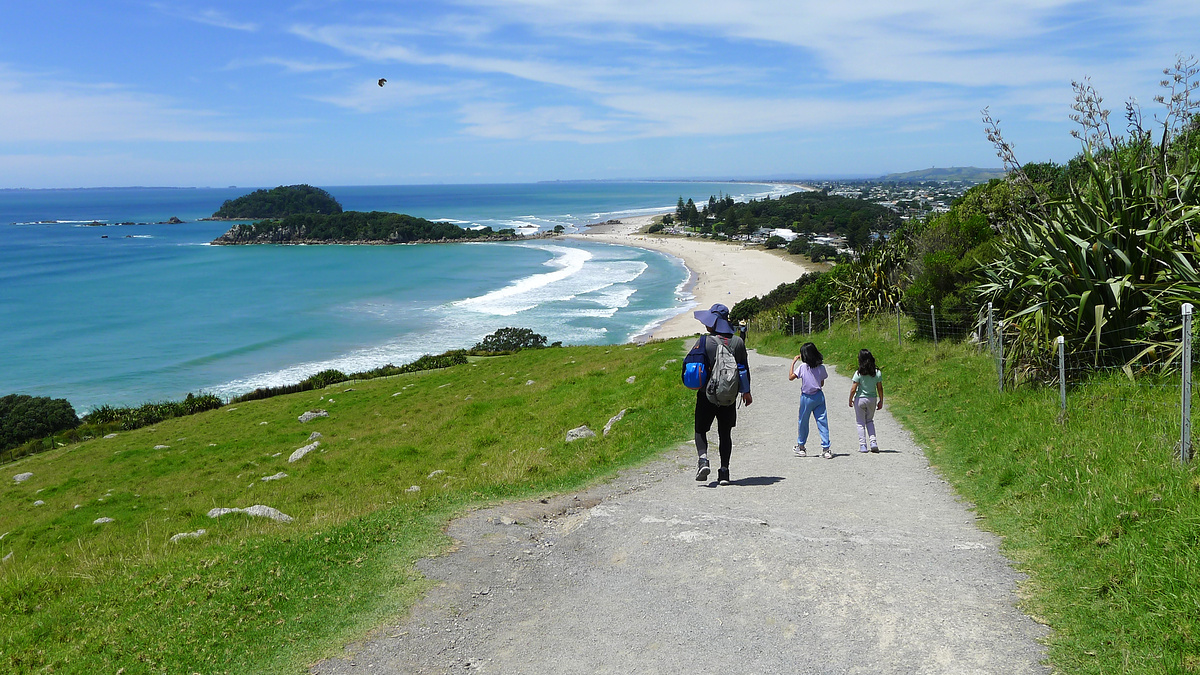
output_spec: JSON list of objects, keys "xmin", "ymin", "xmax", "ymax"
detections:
[
  {"xmin": 858, "ymin": 349, "xmax": 877, "ymax": 377},
  {"xmin": 800, "ymin": 342, "xmax": 823, "ymax": 368}
]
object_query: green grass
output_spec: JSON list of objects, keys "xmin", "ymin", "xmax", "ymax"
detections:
[
  {"xmin": 755, "ymin": 317, "xmax": 1200, "ymax": 674},
  {"xmin": 0, "ymin": 341, "xmax": 694, "ymax": 673}
]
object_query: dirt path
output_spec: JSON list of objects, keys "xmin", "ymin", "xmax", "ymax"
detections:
[{"xmin": 312, "ymin": 352, "xmax": 1048, "ymax": 674}]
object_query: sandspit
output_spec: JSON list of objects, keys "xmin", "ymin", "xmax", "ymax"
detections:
[{"xmin": 569, "ymin": 214, "xmax": 817, "ymax": 341}]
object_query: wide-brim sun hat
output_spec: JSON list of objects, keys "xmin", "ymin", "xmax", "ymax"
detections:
[{"xmin": 694, "ymin": 303, "xmax": 734, "ymax": 334}]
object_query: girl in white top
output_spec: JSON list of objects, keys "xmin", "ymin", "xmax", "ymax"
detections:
[{"xmin": 848, "ymin": 348, "xmax": 884, "ymax": 453}]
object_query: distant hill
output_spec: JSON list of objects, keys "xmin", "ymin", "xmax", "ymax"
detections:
[
  {"xmin": 211, "ymin": 184, "xmax": 342, "ymax": 219},
  {"xmin": 878, "ymin": 167, "xmax": 1006, "ymax": 182}
]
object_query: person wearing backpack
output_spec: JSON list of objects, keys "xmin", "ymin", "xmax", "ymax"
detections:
[{"xmin": 685, "ymin": 303, "xmax": 751, "ymax": 485}]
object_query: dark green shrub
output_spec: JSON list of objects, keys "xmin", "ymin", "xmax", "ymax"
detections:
[
  {"xmin": 303, "ymin": 370, "xmax": 349, "ymax": 390},
  {"xmin": 473, "ymin": 327, "xmax": 548, "ymax": 352},
  {"xmin": 809, "ymin": 244, "xmax": 837, "ymax": 262},
  {"xmin": 729, "ymin": 297, "xmax": 763, "ymax": 324},
  {"xmin": 0, "ymin": 394, "xmax": 80, "ymax": 453}
]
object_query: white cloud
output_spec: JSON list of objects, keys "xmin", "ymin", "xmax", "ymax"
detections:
[
  {"xmin": 0, "ymin": 65, "xmax": 257, "ymax": 143},
  {"xmin": 457, "ymin": 103, "xmax": 620, "ymax": 140},
  {"xmin": 151, "ymin": 4, "xmax": 259, "ymax": 32},
  {"xmin": 227, "ymin": 57, "xmax": 353, "ymax": 74},
  {"xmin": 312, "ymin": 79, "xmax": 469, "ymax": 113},
  {"xmin": 290, "ymin": 23, "xmax": 611, "ymax": 93}
]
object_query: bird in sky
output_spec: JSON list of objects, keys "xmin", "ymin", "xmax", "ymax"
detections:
[{"xmin": 378, "ymin": 78, "xmax": 387, "ymax": 87}]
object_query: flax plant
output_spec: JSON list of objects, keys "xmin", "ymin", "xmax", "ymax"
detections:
[
  {"xmin": 978, "ymin": 57, "xmax": 1200, "ymax": 379},
  {"xmin": 833, "ymin": 232, "xmax": 909, "ymax": 315}
]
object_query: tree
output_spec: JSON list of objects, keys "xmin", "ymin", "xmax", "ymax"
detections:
[
  {"xmin": 0, "ymin": 394, "xmax": 80, "ymax": 452},
  {"xmin": 473, "ymin": 327, "xmax": 549, "ymax": 352},
  {"xmin": 809, "ymin": 244, "xmax": 837, "ymax": 262},
  {"xmin": 764, "ymin": 235, "xmax": 787, "ymax": 250},
  {"xmin": 786, "ymin": 237, "xmax": 810, "ymax": 255},
  {"xmin": 684, "ymin": 199, "xmax": 701, "ymax": 229}
]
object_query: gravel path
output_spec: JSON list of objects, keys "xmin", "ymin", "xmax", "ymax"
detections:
[{"xmin": 312, "ymin": 351, "xmax": 1049, "ymax": 674}]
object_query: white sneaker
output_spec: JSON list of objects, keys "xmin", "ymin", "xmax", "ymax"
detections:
[{"xmin": 793, "ymin": 444, "xmax": 806, "ymax": 457}]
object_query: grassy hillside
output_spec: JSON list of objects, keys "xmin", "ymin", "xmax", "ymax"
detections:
[
  {"xmin": 755, "ymin": 317, "xmax": 1200, "ymax": 674},
  {"xmin": 0, "ymin": 341, "xmax": 694, "ymax": 673}
]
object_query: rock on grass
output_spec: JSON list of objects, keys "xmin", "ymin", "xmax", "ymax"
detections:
[
  {"xmin": 288, "ymin": 441, "xmax": 319, "ymax": 463},
  {"xmin": 207, "ymin": 505, "xmax": 293, "ymax": 523}
]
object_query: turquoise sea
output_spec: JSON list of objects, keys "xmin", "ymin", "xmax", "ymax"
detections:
[{"xmin": 0, "ymin": 182, "xmax": 789, "ymax": 411}]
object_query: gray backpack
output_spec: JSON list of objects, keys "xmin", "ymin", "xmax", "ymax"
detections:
[{"xmin": 705, "ymin": 336, "xmax": 740, "ymax": 406}]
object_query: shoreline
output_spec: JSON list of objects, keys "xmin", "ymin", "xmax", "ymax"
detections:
[{"xmin": 569, "ymin": 213, "xmax": 817, "ymax": 342}]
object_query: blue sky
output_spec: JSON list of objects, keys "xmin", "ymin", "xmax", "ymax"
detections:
[{"xmin": 1, "ymin": 1, "xmax": 1197, "ymax": 188}]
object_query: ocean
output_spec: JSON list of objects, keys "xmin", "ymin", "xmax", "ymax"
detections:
[{"xmin": 0, "ymin": 182, "xmax": 788, "ymax": 412}]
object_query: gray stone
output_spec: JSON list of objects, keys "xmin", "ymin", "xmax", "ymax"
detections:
[
  {"xmin": 625, "ymin": 376, "xmax": 636, "ymax": 384},
  {"xmin": 288, "ymin": 441, "xmax": 320, "ymax": 463},
  {"xmin": 2, "ymin": 552, "xmax": 10, "ymax": 563},
  {"xmin": 307, "ymin": 431, "xmax": 323, "ymax": 441},
  {"xmin": 261, "ymin": 472, "xmax": 288, "ymax": 482},
  {"xmin": 207, "ymin": 505, "xmax": 293, "ymax": 523},
  {"xmin": 13, "ymin": 472, "xmax": 33, "ymax": 483},
  {"xmin": 406, "ymin": 485, "xmax": 421, "ymax": 493},
  {"xmin": 603, "ymin": 409, "xmax": 627, "ymax": 436},
  {"xmin": 565, "ymin": 425, "xmax": 596, "ymax": 442},
  {"xmin": 33, "ymin": 500, "xmax": 44, "ymax": 507},
  {"xmin": 526, "ymin": 380, "xmax": 535, "ymax": 385},
  {"xmin": 298, "ymin": 409, "xmax": 329, "ymax": 423},
  {"xmin": 170, "ymin": 529, "xmax": 207, "ymax": 543},
  {"xmin": 428, "ymin": 469, "xmax": 445, "ymax": 478},
  {"xmin": 104, "ymin": 433, "xmax": 118, "ymax": 439},
  {"xmin": 154, "ymin": 444, "xmax": 170, "ymax": 450},
  {"xmin": 93, "ymin": 517, "xmax": 114, "ymax": 524}
]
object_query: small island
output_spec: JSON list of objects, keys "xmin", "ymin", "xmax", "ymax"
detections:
[
  {"xmin": 211, "ymin": 211, "xmax": 525, "ymax": 245},
  {"xmin": 208, "ymin": 184, "xmax": 343, "ymax": 220},
  {"xmin": 207, "ymin": 184, "xmax": 531, "ymax": 245}
]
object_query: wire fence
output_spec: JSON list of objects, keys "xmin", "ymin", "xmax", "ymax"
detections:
[{"xmin": 754, "ymin": 302, "xmax": 1198, "ymax": 463}]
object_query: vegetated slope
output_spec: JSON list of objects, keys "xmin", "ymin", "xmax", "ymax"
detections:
[
  {"xmin": 673, "ymin": 190, "xmax": 901, "ymax": 251},
  {"xmin": 211, "ymin": 184, "xmax": 343, "ymax": 219},
  {"xmin": 211, "ymin": 211, "xmax": 520, "ymax": 244},
  {"xmin": 0, "ymin": 342, "xmax": 693, "ymax": 674}
]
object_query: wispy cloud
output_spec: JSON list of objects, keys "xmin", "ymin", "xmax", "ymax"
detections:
[
  {"xmin": 0, "ymin": 65, "xmax": 257, "ymax": 143},
  {"xmin": 290, "ymin": 23, "xmax": 612, "ymax": 93},
  {"xmin": 312, "ymin": 78, "xmax": 469, "ymax": 113},
  {"xmin": 226, "ymin": 57, "xmax": 353, "ymax": 74},
  {"xmin": 151, "ymin": 3, "xmax": 259, "ymax": 32}
]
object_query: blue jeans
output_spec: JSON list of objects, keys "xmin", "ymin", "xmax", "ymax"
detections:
[{"xmin": 798, "ymin": 391, "xmax": 830, "ymax": 448}]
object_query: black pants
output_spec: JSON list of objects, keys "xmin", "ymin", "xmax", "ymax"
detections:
[{"xmin": 694, "ymin": 390, "xmax": 736, "ymax": 468}]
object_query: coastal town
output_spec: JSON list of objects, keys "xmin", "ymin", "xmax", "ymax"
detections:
[
  {"xmin": 818, "ymin": 177, "xmax": 986, "ymax": 220},
  {"xmin": 650, "ymin": 174, "xmax": 995, "ymax": 259}
]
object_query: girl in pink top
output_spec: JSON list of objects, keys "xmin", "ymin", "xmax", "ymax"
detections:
[{"xmin": 789, "ymin": 342, "xmax": 831, "ymax": 458}]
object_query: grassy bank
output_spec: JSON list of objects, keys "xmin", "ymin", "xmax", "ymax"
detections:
[
  {"xmin": 755, "ymin": 317, "xmax": 1200, "ymax": 674},
  {"xmin": 0, "ymin": 341, "xmax": 693, "ymax": 673}
]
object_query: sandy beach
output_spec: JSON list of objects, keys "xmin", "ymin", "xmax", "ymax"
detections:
[{"xmin": 569, "ymin": 214, "xmax": 817, "ymax": 341}]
